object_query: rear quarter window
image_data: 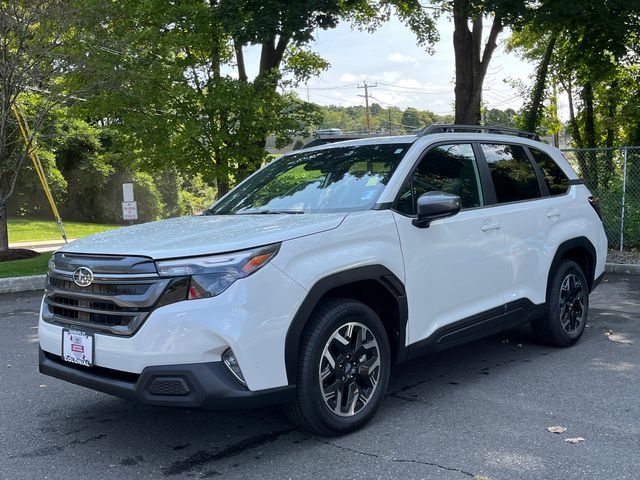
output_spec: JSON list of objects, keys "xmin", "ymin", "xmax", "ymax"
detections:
[
  {"xmin": 481, "ymin": 144, "xmax": 542, "ymax": 203},
  {"xmin": 529, "ymin": 148, "xmax": 570, "ymax": 195}
]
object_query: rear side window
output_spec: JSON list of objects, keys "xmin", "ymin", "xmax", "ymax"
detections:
[
  {"xmin": 481, "ymin": 144, "xmax": 541, "ymax": 203},
  {"xmin": 395, "ymin": 143, "xmax": 483, "ymax": 215},
  {"xmin": 529, "ymin": 148, "xmax": 570, "ymax": 195}
]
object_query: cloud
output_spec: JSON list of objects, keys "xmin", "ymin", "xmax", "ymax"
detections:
[
  {"xmin": 340, "ymin": 73, "xmax": 357, "ymax": 82},
  {"xmin": 388, "ymin": 52, "xmax": 417, "ymax": 63},
  {"xmin": 395, "ymin": 78, "xmax": 424, "ymax": 89}
]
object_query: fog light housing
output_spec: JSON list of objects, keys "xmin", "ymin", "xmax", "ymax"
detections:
[{"xmin": 222, "ymin": 348, "xmax": 246, "ymax": 387}]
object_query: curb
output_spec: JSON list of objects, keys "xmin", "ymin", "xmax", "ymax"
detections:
[
  {"xmin": 0, "ymin": 275, "xmax": 46, "ymax": 294},
  {"xmin": 605, "ymin": 263, "xmax": 640, "ymax": 275}
]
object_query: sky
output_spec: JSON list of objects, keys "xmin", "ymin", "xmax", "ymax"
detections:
[
  {"xmin": 298, "ymin": 16, "xmax": 535, "ymax": 115},
  {"xmin": 237, "ymin": 15, "xmax": 537, "ymax": 116}
]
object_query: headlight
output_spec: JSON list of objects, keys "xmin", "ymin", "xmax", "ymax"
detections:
[{"xmin": 155, "ymin": 243, "xmax": 280, "ymax": 299}]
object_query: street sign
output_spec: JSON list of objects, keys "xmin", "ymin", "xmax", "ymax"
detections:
[
  {"xmin": 122, "ymin": 183, "xmax": 134, "ymax": 203},
  {"xmin": 122, "ymin": 201, "xmax": 138, "ymax": 220}
]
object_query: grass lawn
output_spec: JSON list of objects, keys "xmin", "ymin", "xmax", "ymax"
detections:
[
  {"xmin": 0, "ymin": 252, "xmax": 52, "ymax": 278},
  {"xmin": 8, "ymin": 219, "xmax": 120, "ymax": 243}
]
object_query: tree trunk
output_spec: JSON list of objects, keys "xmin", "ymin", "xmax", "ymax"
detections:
[
  {"xmin": 563, "ymin": 77, "xmax": 583, "ymax": 148},
  {"xmin": 523, "ymin": 34, "xmax": 557, "ymax": 132},
  {"xmin": 581, "ymin": 81, "xmax": 598, "ymax": 189},
  {"xmin": 453, "ymin": 0, "xmax": 474, "ymax": 123},
  {"xmin": 452, "ymin": 0, "xmax": 502, "ymax": 125},
  {"xmin": 603, "ymin": 80, "xmax": 618, "ymax": 189},
  {"xmin": 582, "ymin": 81, "xmax": 596, "ymax": 149},
  {"xmin": 0, "ymin": 202, "xmax": 7, "ymax": 251}
]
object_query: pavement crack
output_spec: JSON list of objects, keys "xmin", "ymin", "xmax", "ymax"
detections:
[
  {"xmin": 386, "ymin": 379, "xmax": 428, "ymax": 397},
  {"xmin": 163, "ymin": 428, "xmax": 296, "ymax": 476},
  {"xmin": 14, "ymin": 433, "xmax": 107, "ymax": 459},
  {"xmin": 316, "ymin": 438, "xmax": 475, "ymax": 478}
]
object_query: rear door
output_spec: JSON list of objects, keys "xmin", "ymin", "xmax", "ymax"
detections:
[
  {"xmin": 476, "ymin": 143, "xmax": 549, "ymax": 312},
  {"xmin": 392, "ymin": 142, "xmax": 507, "ymax": 347}
]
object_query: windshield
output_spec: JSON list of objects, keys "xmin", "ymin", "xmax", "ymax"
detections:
[{"xmin": 208, "ymin": 143, "xmax": 410, "ymax": 215}]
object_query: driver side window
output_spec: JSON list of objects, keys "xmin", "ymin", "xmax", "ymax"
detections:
[{"xmin": 395, "ymin": 143, "xmax": 484, "ymax": 215}]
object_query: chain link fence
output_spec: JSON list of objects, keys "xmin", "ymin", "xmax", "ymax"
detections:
[{"xmin": 561, "ymin": 146, "xmax": 640, "ymax": 251}]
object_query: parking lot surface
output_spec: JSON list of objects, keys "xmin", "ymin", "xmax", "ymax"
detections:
[{"xmin": 1, "ymin": 274, "xmax": 639, "ymax": 480}]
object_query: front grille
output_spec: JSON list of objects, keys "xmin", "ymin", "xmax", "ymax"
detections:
[
  {"xmin": 50, "ymin": 296, "xmax": 132, "ymax": 328},
  {"xmin": 49, "ymin": 277, "xmax": 151, "ymax": 296},
  {"xmin": 42, "ymin": 254, "xmax": 183, "ymax": 336}
]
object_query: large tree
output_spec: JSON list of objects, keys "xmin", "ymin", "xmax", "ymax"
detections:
[
  {"xmin": 72, "ymin": 0, "xmax": 426, "ymax": 198},
  {"xmin": 398, "ymin": 0, "xmax": 527, "ymax": 125},
  {"xmin": 0, "ymin": 0, "xmax": 74, "ymax": 252},
  {"xmin": 509, "ymin": 0, "xmax": 640, "ymax": 188}
]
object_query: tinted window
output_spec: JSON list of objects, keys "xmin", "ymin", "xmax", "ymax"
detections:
[
  {"xmin": 396, "ymin": 143, "xmax": 483, "ymax": 215},
  {"xmin": 482, "ymin": 144, "xmax": 541, "ymax": 203},
  {"xmin": 529, "ymin": 148, "xmax": 569, "ymax": 195}
]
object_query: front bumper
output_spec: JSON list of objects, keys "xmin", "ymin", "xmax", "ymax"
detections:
[
  {"xmin": 39, "ymin": 263, "xmax": 308, "ymax": 391},
  {"xmin": 39, "ymin": 348, "xmax": 295, "ymax": 409}
]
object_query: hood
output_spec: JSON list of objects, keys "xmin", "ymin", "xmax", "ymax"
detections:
[{"xmin": 59, "ymin": 213, "xmax": 347, "ymax": 259}]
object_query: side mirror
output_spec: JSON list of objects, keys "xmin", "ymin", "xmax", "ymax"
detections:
[{"xmin": 412, "ymin": 191, "xmax": 461, "ymax": 228}]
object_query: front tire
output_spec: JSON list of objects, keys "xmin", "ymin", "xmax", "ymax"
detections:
[
  {"xmin": 286, "ymin": 298, "xmax": 390, "ymax": 436},
  {"xmin": 532, "ymin": 260, "xmax": 589, "ymax": 347}
]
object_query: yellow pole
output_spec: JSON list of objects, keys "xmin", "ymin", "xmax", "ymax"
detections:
[{"xmin": 11, "ymin": 102, "xmax": 67, "ymax": 242}]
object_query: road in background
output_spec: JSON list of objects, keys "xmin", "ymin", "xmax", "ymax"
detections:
[{"xmin": 1, "ymin": 275, "xmax": 639, "ymax": 480}]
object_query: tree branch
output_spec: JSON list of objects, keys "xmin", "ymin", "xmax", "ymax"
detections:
[{"xmin": 234, "ymin": 38, "xmax": 248, "ymax": 82}]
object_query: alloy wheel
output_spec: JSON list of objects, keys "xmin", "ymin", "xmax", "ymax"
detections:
[
  {"xmin": 559, "ymin": 273, "xmax": 585, "ymax": 334},
  {"xmin": 318, "ymin": 322, "xmax": 381, "ymax": 417}
]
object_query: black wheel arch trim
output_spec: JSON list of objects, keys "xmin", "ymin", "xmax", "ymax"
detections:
[
  {"xmin": 547, "ymin": 237, "xmax": 597, "ymax": 296},
  {"xmin": 284, "ymin": 265, "xmax": 408, "ymax": 385}
]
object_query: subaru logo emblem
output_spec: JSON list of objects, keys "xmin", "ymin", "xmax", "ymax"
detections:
[{"xmin": 72, "ymin": 267, "xmax": 94, "ymax": 287}]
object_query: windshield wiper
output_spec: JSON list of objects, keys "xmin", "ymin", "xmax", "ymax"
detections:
[{"xmin": 236, "ymin": 209, "xmax": 305, "ymax": 215}]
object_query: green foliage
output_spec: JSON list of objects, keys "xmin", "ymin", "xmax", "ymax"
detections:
[
  {"xmin": 7, "ymin": 219, "xmax": 118, "ymax": 243},
  {"xmin": 0, "ymin": 252, "xmax": 52, "ymax": 279},
  {"xmin": 66, "ymin": 0, "xmax": 337, "ymax": 198},
  {"xmin": 483, "ymin": 108, "xmax": 517, "ymax": 129},
  {"xmin": 317, "ymin": 104, "xmax": 451, "ymax": 133},
  {"xmin": 508, "ymin": 0, "xmax": 640, "ymax": 152},
  {"xmin": 178, "ymin": 174, "xmax": 218, "ymax": 215}
]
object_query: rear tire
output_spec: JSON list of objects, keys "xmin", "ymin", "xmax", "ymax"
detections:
[
  {"xmin": 286, "ymin": 298, "xmax": 390, "ymax": 436},
  {"xmin": 532, "ymin": 259, "xmax": 589, "ymax": 347}
]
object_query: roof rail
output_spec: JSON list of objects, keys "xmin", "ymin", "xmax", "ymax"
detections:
[{"xmin": 417, "ymin": 124, "xmax": 540, "ymax": 141}]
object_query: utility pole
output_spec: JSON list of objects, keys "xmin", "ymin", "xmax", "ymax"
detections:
[{"xmin": 358, "ymin": 82, "xmax": 377, "ymax": 135}]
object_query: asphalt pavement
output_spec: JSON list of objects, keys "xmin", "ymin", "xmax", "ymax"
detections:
[{"xmin": 1, "ymin": 274, "xmax": 639, "ymax": 480}]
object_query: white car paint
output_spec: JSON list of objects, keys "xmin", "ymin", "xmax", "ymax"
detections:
[
  {"xmin": 61, "ymin": 213, "xmax": 347, "ymax": 259},
  {"xmin": 392, "ymin": 207, "xmax": 507, "ymax": 344},
  {"xmin": 39, "ymin": 132, "xmax": 608, "ymax": 398}
]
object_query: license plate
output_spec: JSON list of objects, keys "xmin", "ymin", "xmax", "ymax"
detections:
[{"xmin": 62, "ymin": 329, "xmax": 94, "ymax": 367}]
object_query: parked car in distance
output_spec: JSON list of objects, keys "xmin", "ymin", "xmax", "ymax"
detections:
[
  {"xmin": 39, "ymin": 124, "xmax": 607, "ymax": 436},
  {"xmin": 316, "ymin": 127, "xmax": 343, "ymax": 136}
]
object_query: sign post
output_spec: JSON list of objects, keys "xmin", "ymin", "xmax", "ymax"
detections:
[{"xmin": 122, "ymin": 183, "xmax": 138, "ymax": 223}]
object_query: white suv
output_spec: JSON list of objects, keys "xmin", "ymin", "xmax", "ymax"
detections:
[{"xmin": 39, "ymin": 125, "xmax": 607, "ymax": 435}]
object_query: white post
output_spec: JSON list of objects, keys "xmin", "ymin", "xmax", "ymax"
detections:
[{"xmin": 620, "ymin": 146, "xmax": 628, "ymax": 252}]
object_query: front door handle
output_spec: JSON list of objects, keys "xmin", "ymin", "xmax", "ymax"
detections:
[
  {"xmin": 546, "ymin": 208, "xmax": 561, "ymax": 219},
  {"xmin": 481, "ymin": 222, "xmax": 501, "ymax": 232}
]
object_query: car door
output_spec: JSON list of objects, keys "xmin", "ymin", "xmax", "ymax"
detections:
[
  {"xmin": 476, "ymin": 143, "xmax": 549, "ymax": 314},
  {"xmin": 392, "ymin": 142, "xmax": 507, "ymax": 348}
]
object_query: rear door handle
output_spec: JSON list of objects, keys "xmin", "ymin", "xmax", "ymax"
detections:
[
  {"xmin": 546, "ymin": 208, "xmax": 561, "ymax": 219},
  {"xmin": 481, "ymin": 222, "xmax": 501, "ymax": 232}
]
